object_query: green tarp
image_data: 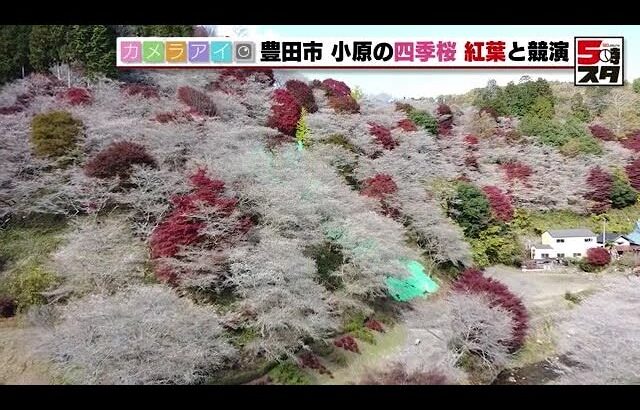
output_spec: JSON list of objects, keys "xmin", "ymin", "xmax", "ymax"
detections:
[{"xmin": 386, "ymin": 260, "xmax": 439, "ymax": 302}]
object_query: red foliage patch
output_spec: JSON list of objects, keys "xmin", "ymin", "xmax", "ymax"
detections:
[
  {"xmin": 365, "ymin": 318, "xmax": 385, "ymax": 333},
  {"xmin": 267, "ymin": 89, "xmax": 301, "ymax": 136},
  {"xmin": 299, "ymin": 351, "xmax": 332, "ymax": 376},
  {"xmin": 396, "ymin": 118, "xmax": 417, "ymax": 132},
  {"xmin": 285, "ymin": 80, "xmax": 318, "ymax": 113},
  {"xmin": 321, "ymin": 79, "xmax": 351, "ymax": 97},
  {"xmin": 464, "ymin": 134, "xmax": 479, "ymax": 146},
  {"xmin": 585, "ymin": 167, "xmax": 613, "ymax": 213},
  {"xmin": 154, "ymin": 110, "xmax": 193, "ymax": 124},
  {"xmin": 482, "ymin": 186, "xmax": 514, "ymax": 222},
  {"xmin": 621, "ymin": 131, "xmax": 640, "ymax": 152},
  {"xmin": 0, "ymin": 296, "xmax": 17, "ymax": 318},
  {"xmin": 437, "ymin": 103, "xmax": 452, "ymax": 116},
  {"xmin": 589, "ymin": 124, "xmax": 616, "ymax": 141},
  {"xmin": 586, "ymin": 247, "xmax": 611, "ymax": 266},
  {"xmin": 177, "ymin": 86, "xmax": 216, "ymax": 117},
  {"xmin": 500, "ymin": 161, "xmax": 532, "ymax": 183},
  {"xmin": 437, "ymin": 104, "xmax": 454, "ymax": 136},
  {"xmin": 334, "ymin": 335, "xmax": 360, "ymax": 353},
  {"xmin": 585, "ymin": 166, "xmax": 613, "ymax": 213},
  {"xmin": 85, "ymin": 141, "xmax": 157, "ymax": 179},
  {"xmin": 361, "ymin": 174, "xmax": 398, "ymax": 200},
  {"xmin": 149, "ymin": 168, "xmax": 250, "ymax": 284},
  {"xmin": 369, "ymin": 123, "xmax": 398, "ymax": 150},
  {"xmin": 0, "ymin": 105, "xmax": 24, "ymax": 115},
  {"xmin": 328, "ymin": 95, "xmax": 360, "ymax": 114},
  {"xmin": 121, "ymin": 83, "xmax": 160, "ymax": 99},
  {"xmin": 59, "ymin": 87, "xmax": 92, "ymax": 106},
  {"xmin": 453, "ymin": 268, "xmax": 529, "ymax": 350},
  {"xmin": 626, "ymin": 158, "xmax": 640, "ymax": 191}
]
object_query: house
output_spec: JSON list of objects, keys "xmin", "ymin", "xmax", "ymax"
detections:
[
  {"xmin": 597, "ymin": 232, "xmax": 631, "ymax": 247},
  {"xmin": 530, "ymin": 228, "xmax": 599, "ymax": 260}
]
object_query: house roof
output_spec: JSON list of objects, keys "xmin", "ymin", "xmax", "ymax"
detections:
[
  {"xmin": 597, "ymin": 233, "xmax": 624, "ymax": 243},
  {"xmin": 532, "ymin": 244, "xmax": 554, "ymax": 250},
  {"xmin": 547, "ymin": 229, "xmax": 596, "ymax": 238}
]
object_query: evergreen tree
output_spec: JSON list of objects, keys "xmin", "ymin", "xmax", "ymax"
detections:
[{"xmin": 0, "ymin": 25, "xmax": 32, "ymax": 84}]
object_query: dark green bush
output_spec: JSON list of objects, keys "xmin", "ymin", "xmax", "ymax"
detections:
[
  {"xmin": 408, "ymin": 110, "xmax": 438, "ymax": 135},
  {"xmin": 30, "ymin": 111, "xmax": 82, "ymax": 158}
]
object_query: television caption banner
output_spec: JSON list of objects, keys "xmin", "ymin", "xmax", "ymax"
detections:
[{"xmin": 117, "ymin": 36, "xmax": 624, "ymax": 85}]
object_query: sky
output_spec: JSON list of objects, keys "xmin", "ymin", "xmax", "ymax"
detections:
[{"xmin": 212, "ymin": 25, "xmax": 640, "ymax": 98}]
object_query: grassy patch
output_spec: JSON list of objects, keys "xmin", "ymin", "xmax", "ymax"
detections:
[
  {"xmin": 343, "ymin": 311, "xmax": 376, "ymax": 345},
  {"xmin": 268, "ymin": 360, "xmax": 312, "ymax": 385},
  {"xmin": 0, "ymin": 215, "xmax": 66, "ymax": 311},
  {"xmin": 322, "ymin": 134, "xmax": 360, "ymax": 154},
  {"xmin": 511, "ymin": 319, "xmax": 556, "ymax": 368},
  {"xmin": 514, "ymin": 204, "xmax": 640, "ymax": 237}
]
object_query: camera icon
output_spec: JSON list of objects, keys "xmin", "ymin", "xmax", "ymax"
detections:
[{"xmin": 234, "ymin": 42, "xmax": 255, "ymax": 63}]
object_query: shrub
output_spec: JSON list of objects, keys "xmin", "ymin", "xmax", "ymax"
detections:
[
  {"xmin": 328, "ymin": 95, "xmax": 360, "ymax": 114},
  {"xmin": 446, "ymin": 291, "xmax": 514, "ymax": 374},
  {"xmin": 2, "ymin": 262, "xmax": 58, "ymax": 311},
  {"xmin": 121, "ymin": 83, "xmax": 159, "ymax": 98},
  {"xmin": 177, "ymin": 86, "xmax": 217, "ymax": 116},
  {"xmin": 360, "ymin": 363, "xmax": 449, "ymax": 385},
  {"xmin": 437, "ymin": 103, "xmax": 452, "ymax": 116},
  {"xmin": 621, "ymin": 131, "xmax": 640, "ymax": 152},
  {"xmin": 0, "ymin": 296, "xmax": 17, "ymax": 318},
  {"xmin": 500, "ymin": 161, "xmax": 532, "ymax": 183},
  {"xmin": 395, "ymin": 102, "xmax": 414, "ymax": 113},
  {"xmin": 585, "ymin": 166, "xmax": 613, "ymax": 213},
  {"xmin": 504, "ymin": 129, "xmax": 522, "ymax": 143},
  {"xmin": 334, "ymin": 335, "xmax": 360, "ymax": 353},
  {"xmin": 480, "ymin": 106, "xmax": 499, "ymax": 121},
  {"xmin": 285, "ymin": 80, "xmax": 318, "ymax": 113},
  {"xmin": 295, "ymin": 108, "xmax": 311, "ymax": 148},
  {"xmin": 321, "ymin": 79, "xmax": 351, "ymax": 97},
  {"xmin": 299, "ymin": 351, "xmax": 332, "ymax": 376},
  {"xmin": 38, "ymin": 285, "xmax": 235, "ymax": 384},
  {"xmin": 149, "ymin": 168, "xmax": 249, "ymax": 284},
  {"xmin": 464, "ymin": 154, "xmax": 479, "ymax": 170},
  {"xmin": 453, "ymin": 268, "xmax": 528, "ymax": 350},
  {"xmin": 470, "ymin": 226, "xmax": 522, "ymax": 268},
  {"xmin": 610, "ymin": 175, "xmax": 638, "ymax": 209},
  {"xmin": 626, "ymin": 158, "xmax": 640, "ymax": 191},
  {"xmin": 30, "ymin": 111, "xmax": 82, "ymax": 158},
  {"xmin": 447, "ymin": 182, "xmax": 492, "ymax": 238},
  {"xmin": 59, "ymin": 87, "xmax": 92, "ymax": 106},
  {"xmin": 268, "ymin": 89, "xmax": 301, "ymax": 136},
  {"xmin": 464, "ymin": 134, "xmax": 479, "ymax": 146},
  {"xmin": 589, "ymin": 124, "xmax": 616, "ymax": 141},
  {"xmin": 586, "ymin": 247, "xmax": 611, "ymax": 267},
  {"xmin": 369, "ymin": 123, "xmax": 397, "ymax": 150},
  {"xmin": 154, "ymin": 110, "xmax": 192, "ymax": 124},
  {"xmin": 0, "ymin": 105, "xmax": 24, "ymax": 115},
  {"xmin": 365, "ymin": 318, "xmax": 384, "ymax": 332},
  {"xmin": 84, "ymin": 141, "xmax": 157, "ymax": 179},
  {"xmin": 396, "ymin": 118, "xmax": 417, "ymax": 132},
  {"xmin": 360, "ymin": 174, "xmax": 397, "ymax": 200},
  {"xmin": 437, "ymin": 104, "xmax": 454, "ymax": 136},
  {"xmin": 268, "ymin": 361, "xmax": 311, "ymax": 385},
  {"xmin": 482, "ymin": 186, "xmax": 514, "ymax": 222},
  {"xmin": 208, "ymin": 68, "xmax": 275, "ymax": 91},
  {"xmin": 408, "ymin": 110, "xmax": 438, "ymax": 135}
]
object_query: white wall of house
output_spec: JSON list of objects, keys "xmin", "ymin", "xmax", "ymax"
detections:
[
  {"xmin": 531, "ymin": 247, "xmax": 557, "ymax": 259},
  {"xmin": 541, "ymin": 232, "xmax": 599, "ymax": 259}
]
